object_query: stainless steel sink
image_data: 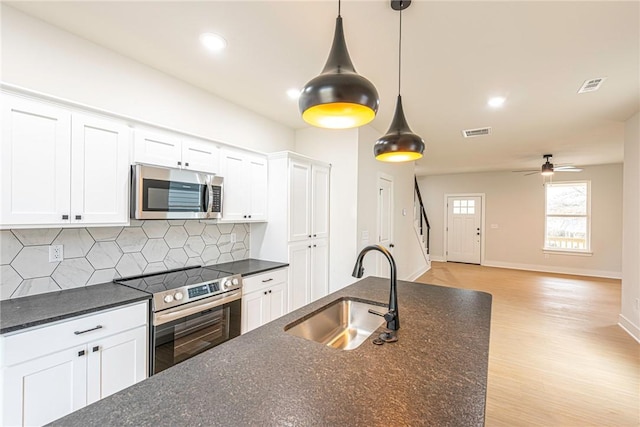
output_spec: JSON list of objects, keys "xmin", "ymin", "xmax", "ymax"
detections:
[{"xmin": 285, "ymin": 297, "xmax": 386, "ymax": 350}]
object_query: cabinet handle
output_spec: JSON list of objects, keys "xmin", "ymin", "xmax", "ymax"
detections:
[
  {"xmin": 308, "ymin": 245, "xmax": 311, "ymax": 248},
  {"xmin": 75, "ymin": 215, "xmax": 82, "ymax": 220},
  {"xmin": 264, "ymin": 291, "xmax": 268, "ymax": 295},
  {"xmin": 261, "ymin": 278, "xmax": 273, "ymax": 283},
  {"xmin": 313, "ymin": 244, "xmax": 317, "ymax": 247},
  {"xmin": 248, "ymin": 215, "xmax": 252, "ymax": 218},
  {"xmin": 269, "ymin": 290, "xmax": 272, "ymax": 294},
  {"xmin": 78, "ymin": 350, "xmax": 86, "ymax": 357},
  {"xmin": 244, "ymin": 215, "xmax": 248, "ymax": 219},
  {"xmin": 62, "ymin": 214, "xmax": 69, "ymax": 220},
  {"xmin": 313, "ymin": 234, "xmax": 317, "ymax": 237},
  {"xmin": 178, "ymin": 161, "xmax": 182, "ymax": 166},
  {"xmin": 308, "ymin": 235, "xmax": 311, "ymax": 238},
  {"xmin": 185, "ymin": 162, "xmax": 189, "ymax": 167},
  {"xmin": 74, "ymin": 325, "xmax": 103, "ymax": 335},
  {"xmin": 92, "ymin": 346, "xmax": 100, "ymax": 352}
]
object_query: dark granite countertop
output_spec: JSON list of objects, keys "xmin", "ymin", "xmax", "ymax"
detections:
[
  {"xmin": 52, "ymin": 277, "xmax": 492, "ymax": 426},
  {"xmin": 0, "ymin": 283, "xmax": 151, "ymax": 335},
  {"xmin": 211, "ymin": 258, "xmax": 289, "ymax": 276}
]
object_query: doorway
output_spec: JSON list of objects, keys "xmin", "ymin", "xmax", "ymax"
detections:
[
  {"xmin": 446, "ymin": 194, "xmax": 483, "ymax": 264},
  {"xmin": 376, "ymin": 173, "xmax": 394, "ymax": 277}
]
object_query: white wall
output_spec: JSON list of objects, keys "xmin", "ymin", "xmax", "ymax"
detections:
[
  {"xmin": 356, "ymin": 126, "xmax": 429, "ymax": 281},
  {"xmin": 294, "ymin": 128, "xmax": 359, "ymax": 292},
  {"xmin": 1, "ymin": 5, "xmax": 294, "ymax": 153},
  {"xmin": 418, "ymin": 164, "xmax": 623, "ymax": 278},
  {"xmin": 620, "ymin": 112, "xmax": 640, "ymax": 341}
]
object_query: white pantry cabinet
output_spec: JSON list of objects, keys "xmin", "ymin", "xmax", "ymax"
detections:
[
  {"xmin": 253, "ymin": 152, "xmax": 330, "ymax": 312},
  {"xmin": 241, "ymin": 268, "xmax": 288, "ymax": 333},
  {"xmin": 1, "ymin": 302, "xmax": 148, "ymax": 427},
  {"xmin": 133, "ymin": 128, "xmax": 220, "ymax": 174},
  {"xmin": 220, "ymin": 147, "xmax": 268, "ymax": 222},
  {"xmin": 1, "ymin": 93, "xmax": 130, "ymax": 227}
]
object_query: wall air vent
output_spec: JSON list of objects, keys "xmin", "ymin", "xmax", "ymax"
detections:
[
  {"xmin": 578, "ymin": 77, "xmax": 607, "ymax": 93},
  {"xmin": 462, "ymin": 127, "xmax": 492, "ymax": 138}
]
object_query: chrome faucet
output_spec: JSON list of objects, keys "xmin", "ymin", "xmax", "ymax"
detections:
[{"xmin": 352, "ymin": 244, "xmax": 399, "ymax": 343}]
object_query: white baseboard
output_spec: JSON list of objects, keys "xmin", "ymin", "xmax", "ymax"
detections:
[
  {"xmin": 430, "ymin": 255, "xmax": 446, "ymax": 262},
  {"xmin": 618, "ymin": 314, "xmax": 640, "ymax": 343},
  {"xmin": 405, "ymin": 264, "xmax": 431, "ymax": 281},
  {"xmin": 482, "ymin": 259, "xmax": 622, "ymax": 279}
]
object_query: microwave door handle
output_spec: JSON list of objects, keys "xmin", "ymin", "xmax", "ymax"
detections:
[{"xmin": 206, "ymin": 182, "xmax": 214, "ymax": 217}]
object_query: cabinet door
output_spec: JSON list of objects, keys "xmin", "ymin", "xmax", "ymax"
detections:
[
  {"xmin": 242, "ymin": 289, "xmax": 267, "ymax": 334},
  {"xmin": 311, "ymin": 164, "xmax": 330, "ymax": 239},
  {"xmin": 1, "ymin": 94, "xmax": 71, "ymax": 226},
  {"xmin": 86, "ymin": 325, "xmax": 147, "ymax": 404},
  {"xmin": 289, "ymin": 160, "xmax": 311, "ymax": 242},
  {"xmin": 310, "ymin": 238, "xmax": 329, "ymax": 302},
  {"xmin": 182, "ymin": 137, "xmax": 219, "ymax": 174},
  {"xmin": 71, "ymin": 113, "xmax": 130, "ymax": 225},
  {"xmin": 248, "ymin": 155, "xmax": 268, "ymax": 220},
  {"xmin": 133, "ymin": 129, "xmax": 182, "ymax": 169},
  {"xmin": 268, "ymin": 281, "xmax": 288, "ymax": 322},
  {"xmin": 2, "ymin": 346, "xmax": 87, "ymax": 427},
  {"xmin": 288, "ymin": 241, "xmax": 311, "ymax": 311},
  {"xmin": 220, "ymin": 149, "xmax": 249, "ymax": 220}
]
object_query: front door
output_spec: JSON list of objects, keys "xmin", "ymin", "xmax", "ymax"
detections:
[{"xmin": 447, "ymin": 196, "xmax": 482, "ymax": 264}]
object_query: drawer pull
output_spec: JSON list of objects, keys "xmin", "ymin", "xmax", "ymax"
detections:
[
  {"xmin": 78, "ymin": 350, "xmax": 85, "ymax": 357},
  {"xmin": 93, "ymin": 346, "xmax": 100, "ymax": 352},
  {"xmin": 261, "ymin": 278, "xmax": 273, "ymax": 283},
  {"xmin": 74, "ymin": 325, "xmax": 103, "ymax": 335}
]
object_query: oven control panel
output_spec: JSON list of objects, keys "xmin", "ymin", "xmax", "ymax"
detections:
[{"xmin": 154, "ymin": 274, "xmax": 242, "ymax": 311}]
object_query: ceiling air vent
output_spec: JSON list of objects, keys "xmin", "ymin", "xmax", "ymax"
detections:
[
  {"xmin": 462, "ymin": 127, "xmax": 492, "ymax": 138},
  {"xmin": 578, "ymin": 77, "xmax": 607, "ymax": 93}
]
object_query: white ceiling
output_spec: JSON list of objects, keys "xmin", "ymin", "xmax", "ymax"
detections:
[{"xmin": 7, "ymin": 1, "xmax": 639, "ymax": 176}]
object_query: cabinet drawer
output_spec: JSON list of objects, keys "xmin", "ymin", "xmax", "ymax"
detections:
[
  {"xmin": 2, "ymin": 302, "xmax": 148, "ymax": 367},
  {"xmin": 242, "ymin": 268, "xmax": 288, "ymax": 294}
]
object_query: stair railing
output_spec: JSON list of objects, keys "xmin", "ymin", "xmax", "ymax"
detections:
[{"xmin": 414, "ymin": 176, "xmax": 430, "ymax": 254}]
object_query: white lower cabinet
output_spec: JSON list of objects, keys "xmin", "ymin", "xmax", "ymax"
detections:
[
  {"xmin": 1, "ymin": 302, "xmax": 148, "ymax": 427},
  {"xmin": 241, "ymin": 268, "xmax": 288, "ymax": 334},
  {"xmin": 288, "ymin": 239, "xmax": 329, "ymax": 312}
]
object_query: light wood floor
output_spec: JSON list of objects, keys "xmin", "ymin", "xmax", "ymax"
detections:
[{"xmin": 416, "ymin": 262, "xmax": 639, "ymax": 427}]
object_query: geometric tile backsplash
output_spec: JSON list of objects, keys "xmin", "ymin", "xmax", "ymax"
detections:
[{"xmin": 0, "ymin": 220, "xmax": 250, "ymax": 300}]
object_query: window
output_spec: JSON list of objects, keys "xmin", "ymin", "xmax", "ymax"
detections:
[
  {"xmin": 544, "ymin": 181, "xmax": 590, "ymax": 252},
  {"xmin": 452, "ymin": 199, "xmax": 475, "ymax": 215}
]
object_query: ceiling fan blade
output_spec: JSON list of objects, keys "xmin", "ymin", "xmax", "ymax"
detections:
[
  {"xmin": 512, "ymin": 169, "xmax": 538, "ymax": 173},
  {"xmin": 555, "ymin": 166, "xmax": 583, "ymax": 172},
  {"xmin": 524, "ymin": 171, "xmax": 540, "ymax": 176}
]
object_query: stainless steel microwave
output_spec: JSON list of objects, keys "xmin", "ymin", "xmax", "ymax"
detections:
[{"xmin": 131, "ymin": 164, "xmax": 223, "ymax": 220}]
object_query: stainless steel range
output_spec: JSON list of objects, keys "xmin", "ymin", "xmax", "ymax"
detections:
[{"xmin": 116, "ymin": 266, "xmax": 242, "ymax": 375}]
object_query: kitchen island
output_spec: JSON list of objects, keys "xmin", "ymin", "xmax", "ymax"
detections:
[{"xmin": 52, "ymin": 277, "xmax": 492, "ymax": 426}]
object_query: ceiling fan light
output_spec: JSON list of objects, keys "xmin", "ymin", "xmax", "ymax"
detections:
[
  {"xmin": 541, "ymin": 162, "xmax": 554, "ymax": 176},
  {"xmin": 299, "ymin": 14, "xmax": 379, "ymax": 129}
]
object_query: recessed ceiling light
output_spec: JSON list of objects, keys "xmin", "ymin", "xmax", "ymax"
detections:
[
  {"xmin": 287, "ymin": 89, "xmax": 301, "ymax": 100},
  {"xmin": 488, "ymin": 96, "xmax": 506, "ymax": 108},
  {"xmin": 200, "ymin": 32, "xmax": 226, "ymax": 52}
]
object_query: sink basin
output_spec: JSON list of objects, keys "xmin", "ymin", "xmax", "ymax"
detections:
[{"xmin": 285, "ymin": 297, "xmax": 386, "ymax": 350}]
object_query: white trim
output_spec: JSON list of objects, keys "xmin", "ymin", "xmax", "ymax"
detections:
[
  {"xmin": 482, "ymin": 259, "xmax": 621, "ymax": 279},
  {"xmin": 542, "ymin": 249, "xmax": 593, "ymax": 257},
  {"xmin": 618, "ymin": 314, "xmax": 640, "ymax": 343},
  {"xmin": 405, "ymin": 265, "xmax": 431, "ymax": 282},
  {"xmin": 430, "ymin": 255, "xmax": 447, "ymax": 262},
  {"xmin": 544, "ymin": 180, "xmax": 591, "ymax": 252},
  {"xmin": 443, "ymin": 193, "xmax": 486, "ymax": 265}
]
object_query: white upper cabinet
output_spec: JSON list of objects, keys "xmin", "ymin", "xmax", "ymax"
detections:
[
  {"xmin": 220, "ymin": 147, "xmax": 267, "ymax": 222},
  {"xmin": 311, "ymin": 164, "xmax": 330, "ymax": 240},
  {"xmin": 1, "ymin": 94, "xmax": 130, "ymax": 227},
  {"xmin": 289, "ymin": 160, "xmax": 330, "ymax": 242},
  {"xmin": 71, "ymin": 113, "xmax": 130, "ymax": 224},
  {"xmin": 133, "ymin": 129, "xmax": 219, "ymax": 174}
]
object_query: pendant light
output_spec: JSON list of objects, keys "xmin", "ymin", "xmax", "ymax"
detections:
[
  {"xmin": 374, "ymin": 0, "xmax": 425, "ymax": 162},
  {"xmin": 299, "ymin": 0, "xmax": 379, "ymax": 129}
]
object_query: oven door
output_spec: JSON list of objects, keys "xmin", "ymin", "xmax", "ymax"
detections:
[{"xmin": 151, "ymin": 293, "xmax": 241, "ymax": 375}]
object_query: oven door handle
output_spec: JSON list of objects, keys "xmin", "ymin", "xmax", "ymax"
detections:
[{"xmin": 153, "ymin": 291, "xmax": 241, "ymax": 326}]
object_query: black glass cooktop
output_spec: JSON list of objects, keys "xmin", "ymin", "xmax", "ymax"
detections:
[{"xmin": 115, "ymin": 266, "xmax": 234, "ymax": 294}]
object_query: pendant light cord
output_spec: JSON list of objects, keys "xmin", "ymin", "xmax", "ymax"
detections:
[
  {"xmin": 398, "ymin": 4, "xmax": 402, "ymax": 95},
  {"xmin": 338, "ymin": 0, "xmax": 341, "ymax": 17}
]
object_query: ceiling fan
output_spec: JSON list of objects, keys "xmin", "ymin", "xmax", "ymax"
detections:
[{"xmin": 513, "ymin": 154, "xmax": 583, "ymax": 176}]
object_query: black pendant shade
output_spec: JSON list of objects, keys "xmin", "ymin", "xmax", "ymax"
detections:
[
  {"xmin": 299, "ymin": 14, "xmax": 379, "ymax": 129},
  {"xmin": 374, "ymin": 95, "xmax": 425, "ymax": 162},
  {"xmin": 375, "ymin": 0, "xmax": 425, "ymax": 162}
]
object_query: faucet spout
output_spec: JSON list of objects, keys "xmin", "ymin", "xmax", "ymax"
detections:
[{"xmin": 352, "ymin": 244, "xmax": 400, "ymax": 332}]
